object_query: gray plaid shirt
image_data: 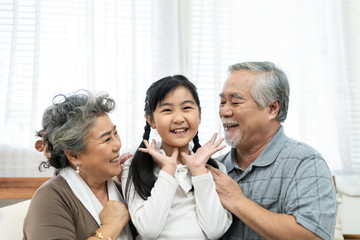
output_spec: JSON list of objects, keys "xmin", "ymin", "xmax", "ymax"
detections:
[{"xmin": 216, "ymin": 126, "xmax": 337, "ymax": 240}]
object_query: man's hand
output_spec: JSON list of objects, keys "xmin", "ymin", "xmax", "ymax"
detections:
[{"xmin": 207, "ymin": 164, "xmax": 245, "ymax": 210}]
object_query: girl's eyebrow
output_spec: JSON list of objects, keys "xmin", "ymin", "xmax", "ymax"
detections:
[
  {"xmin": 158, "ymin": 102, "xmax": 173, "ymax": 107},
  {"xmin": 100, "ymin": 125, "xmax": 116, "ymax": 138},
  {"xmin": 158, "ymin": 100, "xmax": 195, "ymax": 107},
  {"xmin": 180, "ymin": 100, "xmax": 196, "ymax": 105}
]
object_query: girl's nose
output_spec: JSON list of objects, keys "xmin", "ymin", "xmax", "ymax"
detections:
[{"xmin": 173, "ymin": 112, "xmax": 185, "ymax": 124}]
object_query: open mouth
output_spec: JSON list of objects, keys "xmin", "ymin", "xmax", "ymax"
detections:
[
  {"xmin": 223, "ymin": 123, "xmax": 239, "ymax": 129},
  {"xmin": 109, "ymin": 157, "xmax": 119, "ymax": 163},
  {"xmin": 170, "ymin": 128, "xmax": 188, "ymax": 134}
]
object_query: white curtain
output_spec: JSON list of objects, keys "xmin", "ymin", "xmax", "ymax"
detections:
[{"xmin": 0, "ymin": 0, "xmax": 359, "ymax": 176}]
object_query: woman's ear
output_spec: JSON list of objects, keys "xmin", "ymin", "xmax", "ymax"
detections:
[
  {"xmin": 64, "ymin": 150, "xmax": 79, "ymax": 166},
  {"xmin": 145, "ymin": 114, "xmax": 156, "ymax": 129}
]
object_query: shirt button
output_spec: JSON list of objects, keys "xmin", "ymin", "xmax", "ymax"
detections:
[{"xmin": 239, "ymin": 180, "xmax": 244, "ymax": 183}]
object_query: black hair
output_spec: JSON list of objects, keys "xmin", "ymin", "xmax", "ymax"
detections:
[{"xmin": 125, "ymin": 75, "xmax": 219, "ymax": 200}]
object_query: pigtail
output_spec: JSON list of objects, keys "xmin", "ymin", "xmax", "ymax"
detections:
[
  {"xmin": 125, "ymin": 122, "xmax": 157, "ymax": 200},
  {"xmin": 192, "ymin": 132, "xmax": 201, "ymax": 153},
  {"xmin": 192, "ymin": 132, "xmax": 219, "ymax": 169}
]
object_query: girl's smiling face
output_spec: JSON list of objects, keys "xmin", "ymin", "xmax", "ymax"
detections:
[{"xmin": 146, "ymin": 86, "xmax": 201, "ymax": 155}]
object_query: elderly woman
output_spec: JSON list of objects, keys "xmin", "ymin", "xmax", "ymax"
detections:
[{"xmin": 23, "ymin": 90, "xmax": 134, "ymax": 240}]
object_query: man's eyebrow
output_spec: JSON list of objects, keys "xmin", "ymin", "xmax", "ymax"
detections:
[
  {"xmin": 230, "ymin": 93, "xmax": 242, "ymax": 98},
  {"xmin": 100, "ymin": 125, "xmax": 116, "ymax": 138},
  {"xmin": 219, "ymin": 93, "xmax": 242, "ymax": 98}
]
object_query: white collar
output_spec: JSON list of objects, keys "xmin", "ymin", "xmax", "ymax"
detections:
[
  {"xmin": 60, "ymin": 167, "xmax": 130, "ymax": 240},
  {"xmin": 156, "ymin": 141, "xmax": 194, "ymax": 194}
]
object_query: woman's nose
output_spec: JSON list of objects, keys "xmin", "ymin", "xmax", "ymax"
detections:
[{"xmin": 113, "ymin": 136, "xmax": 122, "ymax": 151}]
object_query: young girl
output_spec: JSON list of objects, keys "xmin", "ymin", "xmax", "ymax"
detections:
[{"xmin": 121, "ymin": 75, "xmax": 232, "ymax": 239}]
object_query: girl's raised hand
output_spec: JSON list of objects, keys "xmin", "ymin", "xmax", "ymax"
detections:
[
  {"xmin": 139, "ymin": 139, "xmax": 178, "ymax": 176},
  {"xmin": 181, "ymin": 133, "xmax": 226, "ymax": 176}
]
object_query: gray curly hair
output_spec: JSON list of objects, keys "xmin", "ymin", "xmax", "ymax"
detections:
[{"xmin": 38, "ymin": 90, "xmax": 116, "ymax": 173}]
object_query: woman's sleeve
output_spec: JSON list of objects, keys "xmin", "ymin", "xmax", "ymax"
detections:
[
  {"xmin": 193, "ymin": 163, "xmax": 233, "ymax": 239},
  {"xmin": 23, "ymin": 183, "xmax": 77, "ymax": 240},
  {"xmin": 121, "ymin": 160, "xmax": 179, "ymax": 239}
]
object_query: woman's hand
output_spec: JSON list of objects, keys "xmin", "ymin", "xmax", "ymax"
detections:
[
  {"xmin": 100, "ymin": 200, "xmax": 130, "ymax": 226},
  {"xmin": 92, "ymin": 200, "xmax": 130, "ymax": 240},
  {"xmin": 139, "ymin": 139, "xmax": 178, "ymax": 176},
  {"xmin": 182, "ymin": 133, "xmax": 226, "ymax": 176}
]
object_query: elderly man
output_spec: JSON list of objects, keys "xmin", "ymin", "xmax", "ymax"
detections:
[{"xmin": 208, "ymin": 61, "xmax": 337, "ymax": 240}]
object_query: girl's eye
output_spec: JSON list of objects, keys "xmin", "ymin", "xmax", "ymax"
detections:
[
  {"xmin": 161, "ymin": 109, "xmax": 171, "ymax": 113},
  {"xmin": 183, "ymin": 106, "xmax": 193, "ymax": 110}
]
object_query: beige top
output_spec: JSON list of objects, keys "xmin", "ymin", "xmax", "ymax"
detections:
[{"xmin": 23, "ymin": 175, "xmax": 132, "ymax": 240}]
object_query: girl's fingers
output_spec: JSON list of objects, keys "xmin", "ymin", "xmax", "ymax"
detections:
[
  {"xmin": 143, "ymin": 139, "xmax": 150, "ymax": 148},
  {"xmin": 138, "ymin": 147, "xmax": 149, "ymax": 153},
  {"xmin": 214, "ymin": 137, "xmax": 224, "ymax": 146},
  {"xmin": 151, "ymin": 139, "xmax": 156, "ymax": 148},
  {"xmin": 171, "ymin": 147, "xmax": 179, "ymax": 158},
  {"xmin": 211, "ymin": 132, "xmax": 218, "ymax": 142}
]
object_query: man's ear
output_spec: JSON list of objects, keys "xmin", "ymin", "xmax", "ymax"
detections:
[
  {"xmin": 145, "ymin": 114, "xmax": 156, "ymax": 129},
  {"xmin": 268, "ymin": 100, "xmax": 280, "ymax": 120},
  {"xmin": 64, "ymin": 150, "xmax": 79, "ymax": 166}
]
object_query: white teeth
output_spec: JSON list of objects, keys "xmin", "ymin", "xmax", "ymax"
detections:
[
  {"xmin": 110, "ymin": 158, "xmax": 119, "ymax": 163},
  {"xmin": 172, "ymin": 128, "xmax": 187, "ymax": 133},
  {"xmin": 223, "ymin": 123, "xmax": 238, "ymax": 128}
]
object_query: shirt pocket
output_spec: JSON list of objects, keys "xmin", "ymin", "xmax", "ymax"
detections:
[{"xmin": 254, "ymin": 198, "xmax": 278, "ymax": 211}]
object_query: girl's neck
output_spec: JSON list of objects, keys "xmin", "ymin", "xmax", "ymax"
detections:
[{"xmin": 161, "ymin": 143, "xmax": 190, "ymax": 165}]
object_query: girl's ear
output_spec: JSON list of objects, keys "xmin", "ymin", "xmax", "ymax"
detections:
[
  {"xmin": 145, "ymin": 114, "xmax": 156, "ymax": 129},
  {"xmin": 65, "ymin": 150, "xmax": 79, "ymax": 166}
]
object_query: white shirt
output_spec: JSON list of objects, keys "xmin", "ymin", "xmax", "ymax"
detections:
[{"xmin": 121, "ymin": 146, "xmax": 232, "ymax": 240}]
